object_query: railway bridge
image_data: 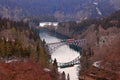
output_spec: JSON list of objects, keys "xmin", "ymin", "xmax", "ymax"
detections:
[{"xmin": 45, "ymin": 38, "xmax": 87, "ymax": 53}]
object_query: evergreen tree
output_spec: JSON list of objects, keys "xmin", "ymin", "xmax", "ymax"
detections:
[
  {"xmin": 67, "ymin": 73, "xmax": 70, "ymax": 80},
  {"xmin": 53, "ymin": 58, "xmax": 58, "ymax": 69},
  {"xmin": 61, "ymin": 71, "xmax": 66, "ymax": 80},
  {"xmin": 42, "ymin": 39, "xmax": 46, "ymax": 44},
  {"xmin": 36, "ymin": 42, "xmax": 40, "ymax": 62}
]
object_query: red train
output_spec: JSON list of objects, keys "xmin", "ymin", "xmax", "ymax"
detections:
[
  {"xmin": 67, "ymin": 38, "xmax": 75, "ymax": 42},
  {"xmin": 61, "ymin": 38, "xmax": 76, "ymax": 42}
]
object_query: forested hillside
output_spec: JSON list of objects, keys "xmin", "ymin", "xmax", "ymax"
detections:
[
  {"xmin": 49, "ymin": 10, "xmax": 120, "ymax": 38},
  {"xmin": 0, "ymin": 18, "xmax": 65, "ymax": 80}
]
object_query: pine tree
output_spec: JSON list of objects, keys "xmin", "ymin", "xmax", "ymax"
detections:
[
  {"xmin": 67, "ymin": 73, "xmax": 70, "ymax": 80},
  {"xmin": 53, "ymin": 58, "xmax": 58, "ymax": 69},
  {"xmin": 61, "ymin": 71, "xmax": 66, "ymax": 80}
]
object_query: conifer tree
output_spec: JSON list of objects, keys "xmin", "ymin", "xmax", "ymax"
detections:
[{"xmin": 67, "ymin": 73, "xmax": 70, "ymax": 80}]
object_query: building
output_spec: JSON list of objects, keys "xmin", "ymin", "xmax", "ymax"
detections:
[{"xmin": 39, "ymin": 22, "xmax": 58, "ymax": 27}]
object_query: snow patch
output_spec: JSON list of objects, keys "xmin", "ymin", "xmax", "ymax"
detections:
[
  {"xmin": 96, "ymin": 7, "xmax": 102, "ymax": 16},
  {"xmin": 93, "ymin": 2, "xmax": 98, "ymax": 5},
  {"xmin": 93, "ymin": 61, "xmax": 101, "ymax": 68},
  {"xmin": 44, "ymin": 68, "xmax": 51, "ymax": 72},
  {"xmin": 5, "ymin": 59, "xmax": 18, "ymax": 63}
]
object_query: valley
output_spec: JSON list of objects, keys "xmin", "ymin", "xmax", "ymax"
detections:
[{"xmin": 0, "ymin": 0, "xmax": 120, "ymax": 80}]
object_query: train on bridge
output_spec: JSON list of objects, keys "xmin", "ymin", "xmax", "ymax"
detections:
[{"xmin": 61, "ymin": 38, "xmax": 76, "ymax": 42}]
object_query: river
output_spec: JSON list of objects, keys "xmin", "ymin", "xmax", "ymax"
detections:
[{"xmin": 39, "ymin": 29, "xmax": 80, "ymax": 80}]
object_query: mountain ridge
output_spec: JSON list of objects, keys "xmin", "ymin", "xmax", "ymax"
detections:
[{"xmin": 0, "ymin": 0, "xmax": 119, "ymax": 21}]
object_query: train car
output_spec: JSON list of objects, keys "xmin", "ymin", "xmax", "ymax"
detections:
[
  {"xmin": 60, "ymin": 38, "xmax": 76, "ymax": 42},
  {"xmin": 67, "ymin": 38, "xmax": 75, "ymax": 42}
]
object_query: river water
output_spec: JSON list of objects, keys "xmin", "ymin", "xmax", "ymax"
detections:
[{"xmin": 39, "ymin": 29, "xmax": 80, "ymax": 80}]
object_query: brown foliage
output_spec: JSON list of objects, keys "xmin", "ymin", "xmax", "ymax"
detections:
[{"xmin": 0, "ymin": 61, "xmax": 53, "ymax": 80}]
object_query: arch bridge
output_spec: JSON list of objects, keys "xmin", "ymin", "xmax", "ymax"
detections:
[{"xmin": 45, "ymin": 38, "xmax": 87, "ymax": 53}]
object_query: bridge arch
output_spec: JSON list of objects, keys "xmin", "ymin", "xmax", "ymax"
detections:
[{"xmin": 57, "ymin": 56, "xmax": 81, "ymax": 68}]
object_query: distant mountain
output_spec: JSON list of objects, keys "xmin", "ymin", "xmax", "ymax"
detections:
[
  {"xmin": 46, "ymin": 10, "xmax": 120, "ymax": 38},
  {"xmin": 0, "ymin": 0, "xmax": 120, "ymax": 21}
]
